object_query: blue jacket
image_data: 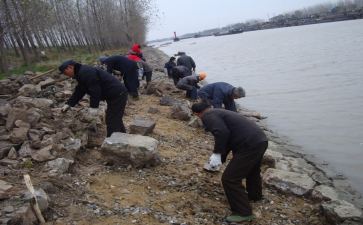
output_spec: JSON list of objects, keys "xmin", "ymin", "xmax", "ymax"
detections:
[
  {"xmin": 198, "ymin": 82, "xmax": 237, "ymax": 112},
  {"xmin": 105, "ymin": 55, "xmax": 138, "ymax": 75},
  {"xmin": 66, "ymin": 64, "xmax": 127, "ymax": 108}
]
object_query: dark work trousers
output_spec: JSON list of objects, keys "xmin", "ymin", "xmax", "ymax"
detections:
[
  {"xmin": 143, "ymin": 71, "xmax": 152, "ymax": 83},
  {"xmin": 185, "ymin": 87, "xmax": 197, "ymax": 100},
  {"xmin": 105, "ymin": 91, "xmax": 128, "ymax": 137},
  {"xmin": 122, "ymin": 74, "xmax": 129, "ymax": 92},
  {"xmin": 221, "ymin": 141, "xmax": 268, "ymax": 216},
  {"xmin": 125, "ymin": 69, "xmax": 140, "ymax": 97},
  {"xmin": 172, "ymin": 76, "xmax": 181, "ymax": 86}
]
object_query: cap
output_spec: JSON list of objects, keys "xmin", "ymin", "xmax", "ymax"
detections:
[
  {"xmin": 99, "ymin": 56, "xmax": 108, "ymax": 64},
  {"xmin": 58, "ymin": 59, "xmax": 76, "ymax": 75},
  {"xmin": 199, "ymin": 72, "xmax": 206, "ymax": 80}
]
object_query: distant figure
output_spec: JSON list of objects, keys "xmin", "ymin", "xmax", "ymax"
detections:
[
  {"xmin": 164, "ymin": 57, "xmax": 176, "ymax": 78},
  {"xmin": 176, "ymin": 72, "xmax": 206, "ymax": 101},
  {"xmin": 177, "ymin": 52, "xmax": 196, "ymax": 75},
  {"xmin": 137, "ymin": 60, "xmax": 153, "ymax": 88},
  {"xmin": 198, "ymin": 82, "xmax": 246, "ymax": 112},
  {"xmin": 170, "ymin": 65, "xmax": 190, "ymax": 86},
  {"xmin": 99, "ymin": 55, "xmax": 140, "ymax": 100},
  {"xmin": 128, "ymin": 44, "xmax": 146, "ymax": 62}
]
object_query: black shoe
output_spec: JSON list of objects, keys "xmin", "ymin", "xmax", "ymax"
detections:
[{"xmin": 248, "ymin": 195, "xmax": 264, "ymax": 202}]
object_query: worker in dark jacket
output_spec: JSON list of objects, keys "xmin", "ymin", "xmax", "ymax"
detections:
[
  {"xmin": 99, "ymin": 55, "xmax": 140, "ymax": 100},
  {"xmin": 59, "ymin": 59, "xmax": 128, "ymax": 137},
  {"xmin": 177, "ymin": 52, "xmax": 196, "ymax": 75},
  {"xmin": 137, "ymin": 60, "xmax": 153, "ymax": 88},
  {"xmin": 192, "ymin": 100, "xmax": 268, "ymax": 223},
  {"xmin": 198, "ymin": 82, "xmax": 246, "ymax": 112},
  {"xmin": 164, "ymin": 57, "xmax": 176, "ymax": 78},
  {"xmin": 176, "ymin": 72, "xmax": 206, "ymax": 101},
  {"xmin": 128, "ymin": 44, "xmax": 146, "ymax": 61},
  {"xmin": 170, "ymin": 65, "xmax": 190, "ymax": 86}
]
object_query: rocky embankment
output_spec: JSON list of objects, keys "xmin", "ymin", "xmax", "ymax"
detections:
[{"xmin": 0, "ymin": 47, "xmax": 362, "ymax": 225}]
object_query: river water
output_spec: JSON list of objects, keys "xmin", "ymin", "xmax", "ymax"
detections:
[{"xmin": 155, "ymin": 19, "xmax": 363, "ymax": 195}]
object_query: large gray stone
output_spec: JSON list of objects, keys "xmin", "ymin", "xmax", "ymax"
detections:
[
  {"xmin": 262, "ymin": 149, "xmax": 283, "ymax": 166},
  {"xmin": 312, "ymin": 185, "xmax": 339, "ymax": 200},
  {"xmin": 0, "ymin": 180, "xmax": 13, "ymax": 199},
  {"xmin": 170, "ymin": 104, "xmax": 191, "ymax": 121},
  {"xmin": 0, "ymin": 141, "xmax": 17, "ymax": 159},
  {"xmin": 263, "ymin": 168, "xmax": 316, "ymax": 196},
  {"xmin": 15, "ymin": 96, "xmax": 54, "ymax": 108},
  {"xmin": 46, "ymin": 158, "xmax": 73, "ymax": 176},
  {"xmin": 9, "ymin": 127, "xmax": 29, "ymax": 144},
  {"xmin": 321, "ymin": 200, "xmax": 363, "ymax": 224},
  {"xmin": 101, "ymin": 132, "xmax": 161, "ymax": 168},
  {"xmin": 129, "ymin": 117, "xmax": 156, "ymax": 135},
  {"xmin": 18, "ymin": 84, "xmax": 37, "ymax": 97},
  {"xmin": 160, "ymin": 95, "xmax": 181, "ymax": 106}
]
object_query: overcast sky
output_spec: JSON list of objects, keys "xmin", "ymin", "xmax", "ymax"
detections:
[{"xmin": 146, "ymin": 0, "xmax": 336, "ymax": 41}]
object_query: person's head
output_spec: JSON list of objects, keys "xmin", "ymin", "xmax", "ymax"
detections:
[
  {"xmin": 230, "ymin": 86, "xmax": 246, "ymax": 99},
  {"xmin": 198, "ymin": 72, "xmax": 206, "ymax": 81},
  {"xmin": 171, "ymin": 67, "xmax": 179, "ymax": 76},
  {"xmin": 170, "ymin": 56, "xmax": 176, "ymax": 62},
  {"xmin": 58, "ymin": 59, "xmax": 76, "ymax": 77},
  {"xmin": 99, "ymin": 56, "xmax": 108, "ymax": 65},
  {"xmin": 191, "ymin": 99, "xmax": 211, "ymax": 118}
]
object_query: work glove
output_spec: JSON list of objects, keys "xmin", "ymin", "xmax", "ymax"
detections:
[
  {"xmin": 89, "ymin": 108, "xmax": 98, "ymax": 116},
  {"xmin": 209, "ymin": 153, "xmax": 222, "ymax": 167},
  {"xmin": 61, "ymin": 104, "xmax": 71, "ymax": 113}
]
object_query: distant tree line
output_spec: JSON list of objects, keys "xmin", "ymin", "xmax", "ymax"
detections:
[
  {"xmin": 181, "ymin": 0, "xmax": 363, "ymax": 38},
  {"xmin": 269, "ymin": 0, "xmax": 363, "ymax": 21},
  {"xmin": 0, "ymin": 0, "xmax": 157, "ymax": 75}
]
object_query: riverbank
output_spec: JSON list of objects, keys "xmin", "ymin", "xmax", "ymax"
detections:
[{"xmin": 0, "ymin": 46, "xmax": 361, "ymax": 224}]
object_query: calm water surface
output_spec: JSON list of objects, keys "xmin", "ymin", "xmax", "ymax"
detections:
[{"xmin": 157, "ymin": 20, "xmax": 363, "ymax": 195}]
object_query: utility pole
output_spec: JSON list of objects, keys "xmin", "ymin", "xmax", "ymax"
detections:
[{"xmin": 267, "ymin": 13, "xmax": 270, "ymax": 20}]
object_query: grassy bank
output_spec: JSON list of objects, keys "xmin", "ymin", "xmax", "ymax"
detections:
[{"xmin": 0, "ymin": 46, "xmax": 129, "ymax": 79}]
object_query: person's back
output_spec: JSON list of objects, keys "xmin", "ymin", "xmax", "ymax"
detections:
[
  {"xmin": 176, "ymin": 75, "xmax": 200, "ymax": 90},
  {"xmin": 198, "ymin": 82, "xmax": 235, "ymax": 109},
  {"xmin": 170, "ymin": 65, "xmax": 190, "ymax": 85},
  {"xmin": 202, "ymin": 108, "xmax": 267, "ymax": 154},
  {"xmin": 105, "ymin": 55, "xmax": 137, "ymax": 75},
  {"xmin": 177, "ymin": 52, "xmax": 196, "ymax": 74},
  {"xmin": 77, "ymin": 65, "xmax": 127, "ymax": 101}
]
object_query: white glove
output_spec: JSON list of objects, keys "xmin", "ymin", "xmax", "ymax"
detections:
[
  {"xmin": 209, "ymin": 153, "xmax": 222, "ymax": 167},
  {"xmin": 61, "ymin": 104, "xmax": 71, "ymax": 113},
  {"xmin": 89, "ymin": 108, "xmax": 98, "ymax": 116}
]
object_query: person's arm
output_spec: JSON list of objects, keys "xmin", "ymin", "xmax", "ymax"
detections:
[
  {"xmin": 66, "ymin": 85, "xmax": 86, "ymax": 107},
  {"xmin": 225, "ymin": 99, "xmax": 237, "ymax": 112}
]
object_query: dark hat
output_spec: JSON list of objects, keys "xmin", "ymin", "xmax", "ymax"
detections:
[{"xmin": 58, "ymin": 59, "xmax": 76, "ymax": 74}]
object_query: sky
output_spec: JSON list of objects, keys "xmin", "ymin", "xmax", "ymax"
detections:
[{"xmin": 146, "ymin": 0, "xmax": 336, "ymax": 41}]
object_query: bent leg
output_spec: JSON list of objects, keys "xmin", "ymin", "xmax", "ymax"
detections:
[
  {"xmin": 106, "ymin": 92, "xmax": 128, "ymax": 137},
  {"xmin": 222, "ymin": 142, "xmax": 267, "ymax": 216}
]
